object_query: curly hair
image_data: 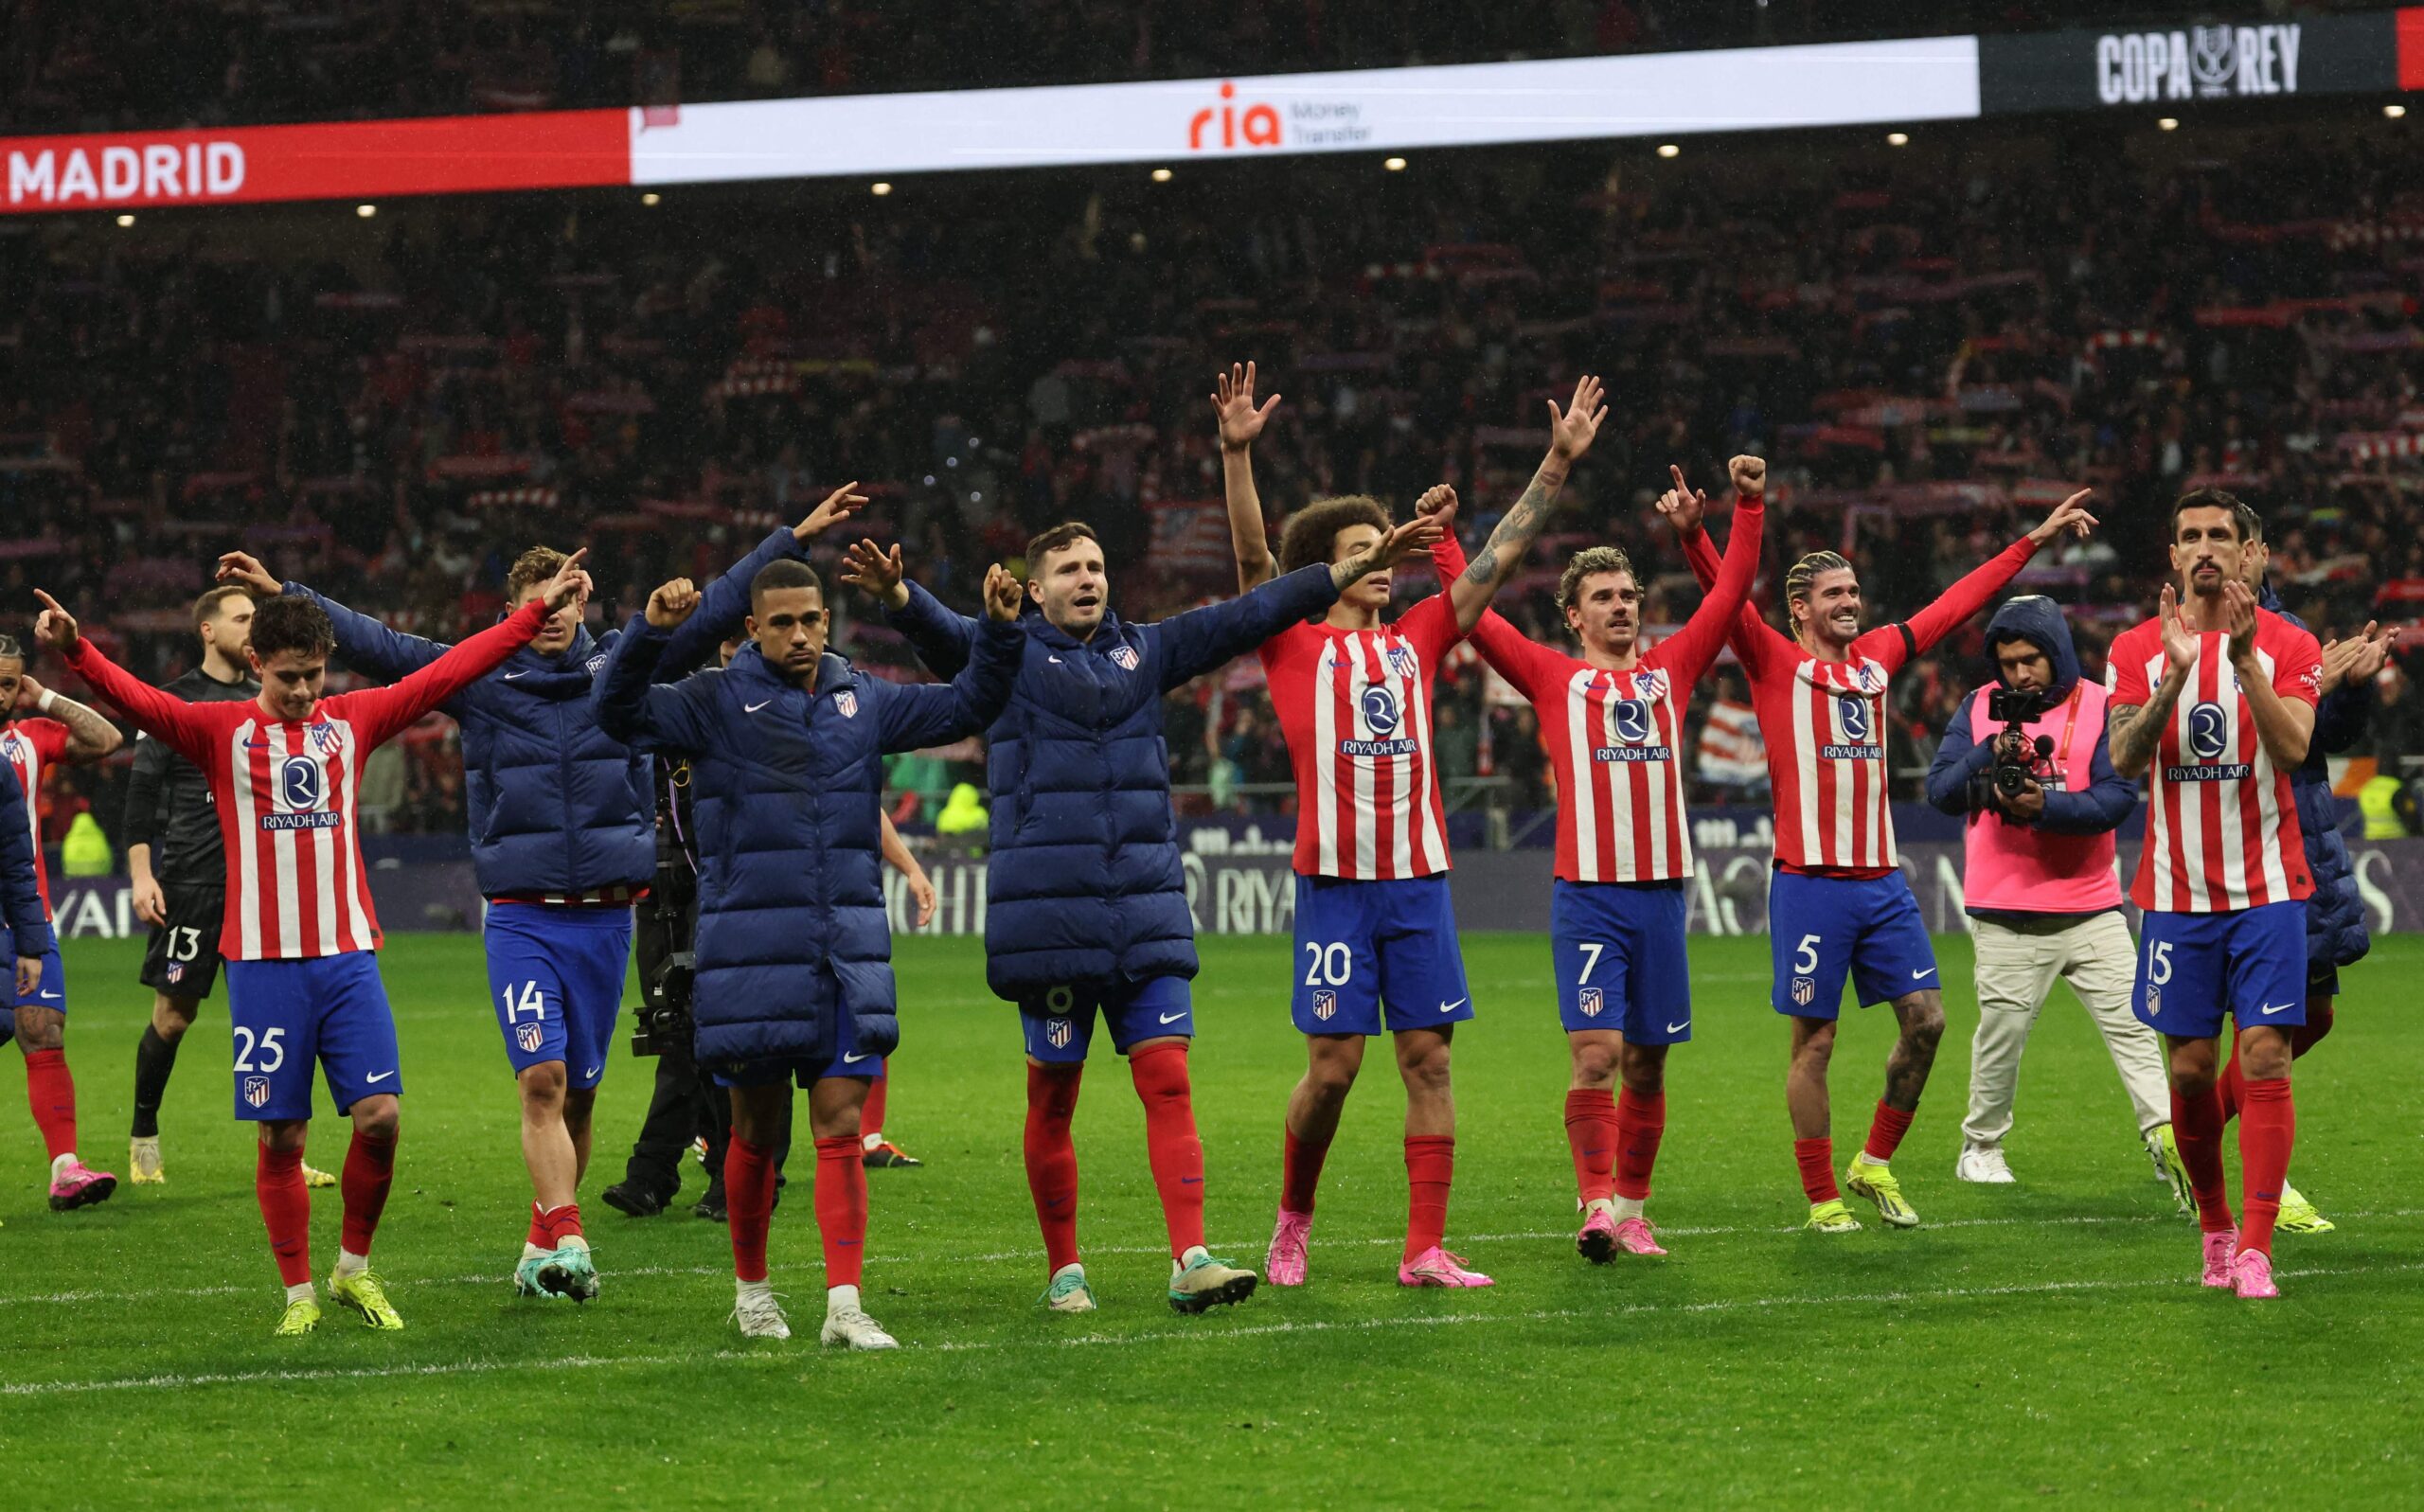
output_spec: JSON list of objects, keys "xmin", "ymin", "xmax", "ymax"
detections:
[
  {"xmin": 1276, "ymin": 495, "xmax": 1392, "ymax": 578},
  {"xmin": 248, "ymin": 595, "xmax": 335, "ymax": 664},
  {"xmin": 1556, "ymin": 546, "xmax": 1636, "ymax": 611}
]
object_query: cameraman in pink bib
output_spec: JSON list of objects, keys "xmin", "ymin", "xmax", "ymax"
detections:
[{"xmin": 1926, "ymin": 596, "xmax": 2183, "ymax": 1195}]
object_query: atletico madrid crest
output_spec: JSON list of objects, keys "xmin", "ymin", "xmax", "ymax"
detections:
[
  {"xmin": 1386, "ymin": 646, "xmax": 1417, "ymax": 679},
  {"xmin": 1791, "ymin": 976, "xmax": 1816, "ymax": 1007},
  {"xmin": 834, "ymin": 689, "xmax": 859, "ymax": 720},
  {"xmin": 243, "ymin": 1076, "xmax": 271, "ymax": 1109},
  {"xmin": 1312, "ymin": 989, "xmax": 1337, "ymax": 1022},
  {"xmin": 1110, "ymin": 645, "xmax": 1139, "ymax": 671},
  {"xmin": 1578, "ymin": 987, "xmax": 1604, "ymax": 1018},
  {"xmin": 1044, "ymin": 1017, "xmax": 1074, "ymax": 1049},
  {"xmin": 307, "ymin": 722, "xmax": 345, "ymax": 755},
  {"xmin": 516, "ymin": 1022, "xmax": 544, "ymax": 1054}
]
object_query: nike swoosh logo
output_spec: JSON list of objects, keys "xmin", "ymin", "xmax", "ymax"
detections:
[
  {"xmin": 39, "ymin": 990, "xmax": 61, "ymax": 1000},
  {"xmin": 744, "ymin": 700, "xmax": 773, "ymax": 713},
  {"xmin": 1911, "ymin": 969, "xmax": 1936, "ymax": 980},
  {"xmin": 1182, "ymin": 1176, "xmax": 1203, "ymax": 1185},
  {"xmin": 503, "ymin": 671, "xmax": 529, "ymax": 680},
  {"xmin": 841, "ymin": 1052, "xmax": 873, "ymax": 1064},
  {"xmin": 1047, "ymin": 655, "xmax": 1064, "ymax": 664},
  {"xmin": 2259, "ymin": 1003, "xmax": 2292, "ymax": 1016},
  {"xmin": 582, "ymin": 1066, "xmax": 601, "ymax": 1078},
  {"xmin": 1157, "ymin": 1012, "xmax": 1186, "ymax": 1024},
  {"xmin": 1438, "ymin": 998, "xmax": 1468, "ymax": 1013},
  {"xmin": 1666, "ymin": 1020, "xmax": 1689, "ymax": 1034},
  {"xmin": 365, "ymin": 1071, "xmax": 396, "ymax": 1084}
]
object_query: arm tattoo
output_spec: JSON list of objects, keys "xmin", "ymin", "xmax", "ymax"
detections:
[
  {"xmin": 1461, "ymin": 461, "xmax": 1568, "ymax": 590},
  {"xmin": 48, "ymin": 693, "xmax": 121, "ymax": 759}
]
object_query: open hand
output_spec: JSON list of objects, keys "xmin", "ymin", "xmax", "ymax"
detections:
[
  {"xmin": 29, "ymin": 590, "xmax": 78, "ymax": 653},
  {"xmin": 839, "ymin": 539, "xmax": 908, "ymax": 608},
  {"xmin": 2221, "ymin": 579, "xmax": 2259, "ymax": 667},
  {"xmin": 1548, "ymin": 375, "xmax": 1607, "ymax": 463},
  {"xmin": 1212, "ymin": 361, "xmax": 1280, "ymax": 452},
  {"xmin": 983, "ymin": 562, "xmax": 1024, "ymax": 622},
  {"xmin": 2029, "ymin": 489, "xmax": 2098, "ymax": 545},
  {"xmin": 214, "ymin": 551, "xmax": 279, "ymax": 596},
  {"xmin": 795, "ymin": 483, "xmax": 872, "ymax": 542},
  {"xmin": 646, "ymin": 578, "xmax": 700, "ymax": 629},
  {"xmin": 2157, "ymin": 584, "xmax": 2199, "ymax": 676},
  {"xmin": 1375, "ymin": 505, "xmax": 1451, "ymax": 568},
  {"xmin": 1657, "ymin": 465, "xmax": 1709, "ymax": 536},
  {"xmin": 2320, "ymin": 620, "xmax": 2397, "ymax": 694}
]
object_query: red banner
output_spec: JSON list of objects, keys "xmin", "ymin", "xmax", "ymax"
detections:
[{"xmin": 0, "ymin": 111, "xmax": 627, "ymax": 214}]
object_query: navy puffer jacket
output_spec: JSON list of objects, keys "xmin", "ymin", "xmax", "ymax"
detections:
[
  {"xmin": 289, "ymin": 528, "xmax": 802, "ymax": 898},
  {"xmin": 2260, "ymin": 585, "xmax": 2373, "ymax": 970},
  {"xmin": 593, "ymin": 615, "xmax": 1022, "ymax": 1067},
  {"xmin": 889, "ymin": 565, "xmax": 1341, "ymax": 1001}
]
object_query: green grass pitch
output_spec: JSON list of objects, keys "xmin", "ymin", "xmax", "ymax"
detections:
[{"xmin": 2, "ymin": 931, "xmax": 2418, "ymax": 1510}]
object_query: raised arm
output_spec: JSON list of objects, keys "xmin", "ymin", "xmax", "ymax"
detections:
[
  {"xmin": 659, "ymin": 482, "xmax": 871, "ymax": 679},
  {"xmin": 1893, "ymin": 490, "xmax": 2094, "ymax": 666},
  {"xmin": 1650, "ymin": 463, "xmax": 1767, "ymax": 686},
  {"xmin": 11, "ymin": 672, "xmax": 122, "ymax": 761},
  {"xmin": 2111, "ymin": 592, "xmax": 2197, "ymax": 781},
  {"xmin": 1446, "ymin": 374, "xmax": 1606, "ymax": 633},
  {"xmin": 1152, "ymin": 564, "xmax": 1343, "ymax": 690},
  {"xmin": 1212, "ymin": 361, "xmax": 1283, "ymax": 593},
  {"xmin": 0, "ymin": 759, "xmax": 55, "ymax": 965},
  {"xmin": 349, "ymin": 553, "xmax": 589, "ymax": 747},
  {"xmin": 876, "ymin": 564, "xmax": 1028, "ymax": 752},
  {"xmin": 845, "ymin": 539, "xmax": 981, "ymax": 679},
  {"xmin": 216, "ymin": 550, "xmax": 452, "ymax": 683},
  {"xmin": 2228, "ymin": 584, "xmax": 2317, "ymax": 771},
  {"xmin": 592, "ymin": 584, "xmax": 723, "ymax": 753},
  {"xmin": 40, "ymin": 595, "xmax": 218, "ymax": 764},
  {"xmin": 1664, "ymin": 462, "xmax": 1788, "ymax": 676},
  {"xmin": 1427, "ymin": 531, "xmax": 1573, "ymax": 699}
]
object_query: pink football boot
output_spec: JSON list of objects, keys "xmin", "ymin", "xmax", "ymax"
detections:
[
  {"xmin": 1612, "ymin": 1217, "xmax": 1668, "ymax": 1257},
  {"xmin": 2231, "ymin": 1250, "xmax": 2279, "ymax": 1300},
  {"xmin": 1576, "ymin": 1206, "xmax": 1617, "ymax": 1264},
  {"xmin": 2200, "ymin": 1228, "xmax": 2239, "ymax": 1289},
  {"xmin": 1266, "ymin": 1209, "xmax": 1312, "ymax": 1287},
  {"xmin": 1399, "ymin": 1247, "xmax": 1493, "ymax": 1288},
  {"xmin": 48, "ymin": 1159, "xmax": 119, "ymax": 1212}
]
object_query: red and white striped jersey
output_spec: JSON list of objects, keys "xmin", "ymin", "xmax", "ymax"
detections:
[
  {"xmin": 2107, "ymin": 612, "xmax": 2319, "ymax": 914},
  {"xmin": 1435, "ymin": 497, "xmax": 1765, "ymax": 882},
  {"xmin": 1259, "ymin": 592, "xmax": 1463, "ymax": 880},
  {"xmin": 64, "ymin": 600, "xmax": 545, "ymax": 959},
  {"xmin": 1683, "ymin": 527, "xmax": 2041, "ymax": 875},
  {"xmin": 0, "ymin": 717, "xmax": 68, "ymax": 917}
]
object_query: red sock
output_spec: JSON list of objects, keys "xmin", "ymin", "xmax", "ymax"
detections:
[
  {"xmin": 2237, "ymin": 1076, "xmax": 2296, "ymax": 1257},
  {"xmin": 1023, "ymin": 1063, "xmax": 1082, "ymax": 1273},
  {"xmin": 1129, "ymin": 1043, "xmax": 1206, "ymax": 1258},
  {"xmin": 1794, "ymin": 1137, "xmax": 1839, "ymax": 1204},
  {"xmin": 533, "ymin": 1202, "xmax": 583, "ymax": 1245},
  {"xmin": 526, "ymin": 1202, "xmax": 551, "ymax": 1249},
  {"xmin": 1863, "ymin": 1100, "xmax": 1915, "ymax": 1165},
  {"xmin": 2292, "ymin": 1002, "xmax": 2335, "ymax": 1058},
  {"xmin": 861, "ymin": 1073, "xmax": 889, "ymax": 1145},
  {"xmin": 2217, "ymin": 1027, "xmax": 2247, "ymax": 1125},
  {"xmin": 1562, "ymin": 1087, "xmax": 1617, "ymax": 1204},
  {"xmin": 2170, "ymin": 1083, "xmax": 2236, "ymax": 1235},
  {"xmin": 1614, "ymin": 1089, "xmax": 1666, "ymax": 1202},
  {"xmin": 1402, "ymin": 1134, "xmax": 1454, "ymax": 1262},
  {"xmin": 724, "ymin": 1135, "xmax": 776, "ymax": 1283},
  {"xmin": 257, "ymin": 1144, "xmax": 312, "ymax": 1287},
  {"xmin": 1280, "ymin": 1125, "xmax": 1331, "ymax": 1216},
  {"xmin": 812, "ymin": 1135, "xmax": 868, "ymax": 1288},
  {"xmin": 339, "ymin": 1130, "xmax": 396, "ymax": 1257},
  {"xmin": 23, "ymin": 1047, "xmax": 78, "ymax": 1160}
]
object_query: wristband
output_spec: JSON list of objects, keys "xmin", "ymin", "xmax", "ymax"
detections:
[{"xmin": 37, "ymin": 689, "xmax": 56, "ymax": 713}]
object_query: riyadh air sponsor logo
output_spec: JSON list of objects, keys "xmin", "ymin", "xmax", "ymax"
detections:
[
  {"xmin": 2187, "ymin": 702, "xmax": 2230, "ymax": 760},
  {"xmin": 279, "ymin": 755, "xmax": 327, "ymax": 809},
  {"xmin": 2094, "ymin": 24, "xmax": 2299, "ymax": 105},
  {"xmin": 1836, "ymin": 695, "xmax": 1872, "ymax": 744},
  {"xmin": 1361, "ymin": 685, "xmax": 1402, "ymax": 737},
  {"xmin": 8, "ymin": 141, "xmax": 246, "ymax": 205},
  {"xmin": 1186, "ymin": 81, "xmax": 1371, "ymax": 153}
]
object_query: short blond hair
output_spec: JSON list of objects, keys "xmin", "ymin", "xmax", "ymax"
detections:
[{"xmin": 506, "ymin": 546, "xmax": 569, "ymax": 601}]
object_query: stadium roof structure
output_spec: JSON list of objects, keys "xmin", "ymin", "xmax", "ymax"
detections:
[{"xmin": 3, "ymin": 8, "xmax": 2418, "ymax": 215}]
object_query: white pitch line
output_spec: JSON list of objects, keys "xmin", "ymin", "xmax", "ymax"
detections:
[{"xmin": 7, "ymin": 1258, "xmax": 2416, "ymax": 1398}]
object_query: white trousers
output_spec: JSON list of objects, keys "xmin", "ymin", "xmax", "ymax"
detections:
[{"xmin": 1962, "ymin": 911, "xmax": 2170, "ymax": 1149}]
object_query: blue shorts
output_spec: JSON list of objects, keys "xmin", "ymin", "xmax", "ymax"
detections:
[
  {"xmin": 5, "ymin": 948, "xmax": 65, "ymax": 1018},
  {"xmin": 1020, "ymin": 976, "xmax": 1192, "ymax": 1064},
  {"xmin": 485, "ymin": 902, "xmax": 633, "ymax": 1091},
  {"xmin": 1551, "ymin": 880, "xmax": 1691, "ymax": 1042},
  {"xmin": 2133, "ymin": 900, "xmax": 2307, "ymax": 1041},
  {"xmin": 222, "ymin": 953, "xmax": 401, "ymax": 1121},
  {"xmin": 714, "ymin": 1006, "xmax": 886, "ymax": 1088},
  {"xmin": 1768, "ymin": 869, "xmax": 1938, "ymax": 1019},
  {"xmin": 1291, "ymin": 874, "xmax": 1475, "ymax": 1037}
]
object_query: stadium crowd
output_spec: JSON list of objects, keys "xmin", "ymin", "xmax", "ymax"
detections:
[{"xmin": 6, "ymin": 111, "xmax": 2423, "ymax": 849}]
